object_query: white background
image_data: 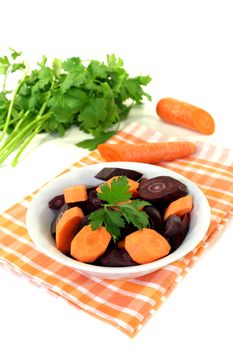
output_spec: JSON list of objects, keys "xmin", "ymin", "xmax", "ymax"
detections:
[{"xmin": 0, "ymin": 0, "xmax": 232, "ymax": 349}]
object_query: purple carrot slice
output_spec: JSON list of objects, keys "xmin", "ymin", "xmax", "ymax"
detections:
[
  {"xmin": 144, "ymin": 205, "xmax": 163, "ymax": 234},
  {"xmin": 48, "ymin": 195, "xmax": 65, "ymax": 210},
  {"xmin": 165, "ymin": 214, "xmax": 190, "ymax": 252},
  {"xmin": 98, "ymin": 248, "xmax": 138, "ymax": 267},
  {"xmin": 138, "ymin": 176, "xmax": 188, "ymax": 204},
  {"xmin": 95, "ymin": 167, "xmax": 143, "ymax": 181}
]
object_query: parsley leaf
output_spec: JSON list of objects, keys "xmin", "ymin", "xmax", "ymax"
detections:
[
  {"xmin": 89, "ymin": 176, "xmax": 151, "ymax": 242},
  {"xmin": 76, "ymin": 130, "xmax": 116, "ymax": 151},
  {"xmin": 103, "ymin": 209, "xmax": 125, "ymax": 242},
  {"xmin": 97, "ymin": 176, "xmax": 131, "ymax": 204},
  {"xmin": 90, "ymin": 208, "xmax": 125, "ymax": 242},
  {"xmin": 128, "ymin": 199, "xmax": 152, "ymax": 210},
  {"xmin": 11, "ymin": 63, "xmax": 26, "ymax": 73},
  {"xmin": 89, "ymin": 208, "xmax": 106, "ymax": 230},
  {"xmin": 120, "ymin": 76, "xmax": 152, "ymax": 104},
  {"xmin": 120, "ymin": 204, "xmax": 150, "ymax": 229},
  {"xmin": 62, "ymin": 57, "xmax": 82, "ymax": 72},
  {"xmin": 78, "ymin": 96, "xmax": 108, "ymax": 130},
  {"xmin": 37, "ymin": 66, "xmax": 54, "ymax": 90},
  {"xmin": 48, "ymin": 88, "xmax": 88, "ymax": 121},
  {"xmin": 0, "ymin": 56, "xmax": 10, "ymax": 74},
  {"xmin": 60, "ymin": 58, "xmax": 86, "ymax": 93},
  {"xmin": 87, "ymin": 60, "xmax": 108, "ymax": 80},
  {"xmin": 9, "ymin": 48, "xmax": 22, "ymax": 60}
]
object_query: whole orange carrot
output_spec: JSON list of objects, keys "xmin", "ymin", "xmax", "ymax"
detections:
[
  {"xmin": 97, "ymin": 141, "xmax": 196, "ymax": 163},
  {"xmin": 156, "ymin": 98, "xmax": 215, "ymax": 135}
]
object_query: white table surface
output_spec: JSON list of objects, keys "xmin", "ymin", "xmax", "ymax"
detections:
[{"xmin": 0, "ymin": 1, "xmax": 232, "ymax": 349}]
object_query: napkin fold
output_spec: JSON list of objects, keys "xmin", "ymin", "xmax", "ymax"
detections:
[{"xmin": 0, "ymin": 122, "xmax": 233, "ymax": 337}]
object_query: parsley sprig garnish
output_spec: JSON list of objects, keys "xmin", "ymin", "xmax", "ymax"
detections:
[{"xmin": 89, "ymin": 176, "xmax": 151, "ymax": 242}]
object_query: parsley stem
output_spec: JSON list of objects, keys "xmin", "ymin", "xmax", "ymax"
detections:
[
  {"xmin": 11, "ymin": 125, "xmax": 41, "ymax": 166},
  {"xmin": 0, "ymin": 110, "xmax": 24, "ymax": 130},
  {"xmin": 0, "ymin": 63, "xmax": 29, "ymax": 145},
  {"xmin": 0, "ymin": 81, "xmax": 52, "ymax": 165},
  {"xmin": 0, "ymin": 111, "xmax": 28, "ymax": 149},
  {"xmin": 0, "ymin": 113, "xmax": 50, "ymax": 166},
  {"xmin": 2, "ymin": 68, "xmax": 10, "ymax": 92},
  {"xmin": 0, "ymin": 82, "xmax": 22, "ymax": 144},
  {"xmin": 0, "ymin": 112, "xmax": 48, "ymax": 152}
]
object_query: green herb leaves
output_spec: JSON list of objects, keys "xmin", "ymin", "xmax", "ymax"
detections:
[
  {"xmin": 97, "ymin": 176, "xmax": 131, "ymax": 204},
  {"xmin": 90, "ymin": 208, "xmax": 125, "ymax": 242},
  {"xmin": 76, "ymin": 131, "xmax": 116, "ymax": 151},
  {"xmin": 120, "ymin": 200, "xmax": 151, "ymax": 228},
  {"xmin": 89, "ymin": 176, "xmax": 151, "ymax": 242},
  {"xmin": 0, "ymin": 49, "xmax": 151, "ymax": 166}
]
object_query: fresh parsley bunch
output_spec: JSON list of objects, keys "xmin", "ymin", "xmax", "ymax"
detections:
[
  {"xmin": 0, "ymin": 48, "xmax": 151, "ymax": 166},
  {"xmin": 89, "ymin": 176, "xmax": 151, "ymax": 242}
]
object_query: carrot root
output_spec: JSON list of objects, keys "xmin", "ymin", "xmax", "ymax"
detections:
[
  {"xmin": 156, "ymin": 97, "xmax": 215, "ymax": 135},
  {"xmin": 98, "ymin": 141, "xmax": 196, "ymax": 164}
]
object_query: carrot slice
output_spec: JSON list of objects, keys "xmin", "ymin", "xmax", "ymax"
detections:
[
  {"xmin": 70, "ymin": 225, "xmax": 111, "ymax": 263},
  {"xmin": 97, "ymin": 141, "xmax": 196, "ymax": 163},
  {"xmin": 125, "ymin": 228, "xmax": 171, "ymax": 264},
  {"xmin": 117, "ymin": 240, "xmax": 125, "ymax": 249},
  {"xmin": 56, "ymin": 206, "xmax": 84, "ymax": 254},
  {"xmin": 164, "ymin": 195, "xmax": 193, "ymax": 220},
  {"xmin": 96, "ymin": 176, "xmax": 139, "ymax": 194},
  {"xmin": 64, "ymin": 184, "xmax": 88, "ymax": 203},
  {"xmin": 156, "ymin": 98, "xmax": 215, "ymax": 135}
]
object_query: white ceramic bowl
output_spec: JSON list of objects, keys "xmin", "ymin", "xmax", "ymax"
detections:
[{"xmin": 26, "ymin": 162, "xmax": 211, "ymax": 280}]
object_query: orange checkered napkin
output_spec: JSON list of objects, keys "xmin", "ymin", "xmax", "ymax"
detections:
[{"xmin": 0, "ymin": 122, "xmax": 233, "ymax": 337}]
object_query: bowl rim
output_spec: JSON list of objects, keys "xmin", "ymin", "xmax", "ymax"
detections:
[{"xmin": 26, "ymin": 161, "xmax": 211, "ymax": 278}]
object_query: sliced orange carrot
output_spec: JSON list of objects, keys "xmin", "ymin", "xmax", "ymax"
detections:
[
  {"xmin": 156, "ymin": 98, "xmax": 215, "ymax": 135},
  {"xmin": 164, "ymin": 195, "xmax": 193, "ymax": 220},
  {"xmin": 97, "ymin": 141, "xmax": 196, "ymax": 164},
  {"xmin": 64, "ymin": 184, "xmax": 88, "ymax": 203},
  {"xmin": 115, "ymin": 200, "xmax": 132, "ymax": 205},
  {"xmin": 114, "ymin": 201, "xmax": 144, "ymax": 211},
  {"xmin": 117, "ymin": 240, "xmax": 125, "ymax": 249},
  {"xmin": 96, "ymin": 176, "xmax": 139, "ymax": 194},
  {"xmin": 56, "ymin": 206, "xmax": 84, "ymax": 254},
  {"xmin": 70, "ymin": 225, "xmax": 111, "ymax": 263},
  {"xmin": 125, "ymin": 228, "xmax": 171, "ymax": 264},
  {"xmin": 112, "ymin": 200, "xmax": 132, "ymax": 211}
]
